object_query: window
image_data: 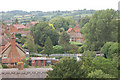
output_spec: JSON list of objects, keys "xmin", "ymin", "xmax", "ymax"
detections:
[{"xmin": 3, "ymin": 54, "xmax": 8, "ymax": 59}]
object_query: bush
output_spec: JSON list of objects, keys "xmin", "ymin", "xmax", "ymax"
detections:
[
  {"xmin": 23, "ymin": 59, "xmax": 29, "ymax": 68},
  {"xmin": 2, "ymin": 64, "xmax": 8, "ymax": 68},
  {"xmin": 53, "ymin": 45, "xmax": 64, "ymax": 54},
  {"xmin": 0, "ymin": 64, "xmax": 2, "ymax": 69},
  {"xmin": 77, "ymin": 46, "xmax": 84, "ymax": 53}
]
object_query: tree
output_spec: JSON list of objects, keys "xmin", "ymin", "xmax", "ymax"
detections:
[
  {"xmin": 100, "ymin": 42, "xmax": 118, "ymax": 59},
  {"xmin": 83, "ymin": 9, "xmax": 118, "ymax": 51},
  {"xmin": 49, "ymin": 17, "xmax": 74, "ymax": 30},
  {"xmin": 80, "ymin": 16, "xmax": 90, "ymax": 28},
  {"xmin": 59, "ymin": 31, "xmax": 70, "ymax": 45},
  {"xmin": 92, "ymin": 56, "xmax": 118, "ymax": 77},
  {"xmin": 31, "ymin": 22, "xmax": 59, "ymax": 47},
  {"xmin": 15, "ymin": 18, "xmax": 19, "ymax": 24},
  {"xmin": 87, "ymin": 69, "xmax": 115, "ymax": 78},
  {"xmin": 24, "ymin": 35, "xmax": 38, "ymax": 53},
  {"xmin": 59, "ymin": 31, "xmax": 70, "ymax": 53},
  {"xmin": 53, "ymin": 45, "xmax": 64, "ymax": 54},
  {"xmin": 42, "ymin": 37, "xmax": 53, "ymax": 57},
  {"xmin": 47, "ymin": 57, "xmax": 80, "ymax": 78}
]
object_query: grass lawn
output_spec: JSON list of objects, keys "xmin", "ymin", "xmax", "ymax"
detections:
[{"xmin": 70, "ymin": 42, "xmax": 83, "ymax": 46}]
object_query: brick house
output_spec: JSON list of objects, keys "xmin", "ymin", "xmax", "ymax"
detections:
[
  {"xmin": 9, "ymin": 24, "xmax": 26, "ymax": 33},
  {"xmin": 67, "ymin": 24, "xmax": 85, "ymax": 43},
  {"xmin": 30, "ymin": 57, "xmax": 59, "ymax": 67},
  {"xmin": 9, "ymin": 24, "xmax": 31, "ymax": 36},
  {"xmin": 26, "ymin": 21, "xmax": 39, "ymax": 29},
  {"xmin": 0, "ymin": 25, "xmax": 26, "ymax": 65}
]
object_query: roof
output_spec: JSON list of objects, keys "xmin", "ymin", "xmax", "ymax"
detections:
[
  {"xmin": 13, "ymin": 24, "xmax": 25, "ymax": 29},
  {"xmin": 26, "ymin": 21, "xmax": 39, "ymax": 28},
  {"xmin": 67, "ymin": 26, "xmax": 73, "ymax": 33},
  {"xmin": 1, "ymin": 34, "xmax": 9, "ymax": 46},
  {"xmin": 1, "ymin": 43, "xmax": 26, "ymax": 63},
  {"xmin": 31, "ymin": 57, "xmax": 59, "ymax": 61},
  {"xmin": 67, "ymin": 24, "xmax": 81, "ymax": 33},
  {"xmin": 73, "ymin": 25, "xmax": 80, "ymax": 33}
]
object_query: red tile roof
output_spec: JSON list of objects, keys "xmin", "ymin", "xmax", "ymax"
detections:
[
  {"xmin": 67, "ymin": 24, "xmax": 81, "ymax": 33},
  {"xmin": 13, "ymin": 24, "xmax": 25, "ymax": 29},
  {"xmin": 67, "ymin": 26, "xmax": 73, "ymax": 33}
]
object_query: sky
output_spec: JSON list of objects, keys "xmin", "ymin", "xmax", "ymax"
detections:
[{"xmin": 0, "ymin": 0, "xmax": 119, "ymax": 12}]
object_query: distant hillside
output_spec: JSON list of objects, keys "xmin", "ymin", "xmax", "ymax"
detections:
[{"xmin": 0, "ymin": 9, "xmax": 95, "ymax": 23}]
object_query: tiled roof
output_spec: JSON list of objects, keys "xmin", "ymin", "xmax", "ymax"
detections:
[
  {"xmin": 13, "ymin": 24, "xmax": 25, "ymax": 29},
  {"xmin": 73, "ymin": 25, "xmax": 80, "ymax": 33},
  {"xmin": 67, "ymin": 26, "xmax": 73, "ymax": 33},
  {"xmin": 67, "ymin": 24, "xmax": 81, "ymax": 33}
]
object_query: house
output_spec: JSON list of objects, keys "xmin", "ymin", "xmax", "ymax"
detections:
[
  {"xmin": 0, "ymin": 25, "xmax": 26, "ymax": 65},
  {"xmin": 9, "ymin": 24, "xmax": 26, "ymax": 33},
  {"xmin": 67, "ymin": 24, "xmax": 85, "ymax": 43},
  {"xmin": 30, "ymin": 57, "xmax": 59, "ymax": 66},
  {"xmin": 9, "ymin": 24, "xmax": 31, "ymax": 36},
  {"xmin": 26, "ymin": 21, "xmax": 39, "ymax": 28}
]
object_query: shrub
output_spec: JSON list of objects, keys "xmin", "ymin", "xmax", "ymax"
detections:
[
  {"xmin": 2, "ymin": 64, "xmax": 8, "ymax": 68},
  {"xmin": 23, "ymin": 59, "xmax": 29, "ymax": 68}
]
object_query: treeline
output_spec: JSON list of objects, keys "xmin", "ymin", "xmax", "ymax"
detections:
[{"xmin": 0, "ymin": 9, "xmax": 95, "ymax": 22}]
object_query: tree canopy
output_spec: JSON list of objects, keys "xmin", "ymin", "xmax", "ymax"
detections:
[
  {"xmin": 49, "ymin": 17, "xmax": 74, "ymax": 30},
  {"xmin": 42, "ymin": 37, "xmax": 53, "ymax": 57},
  {"xmin": 31, "ymin": 22, "xmax": 59, "ymax": 47},
  {"xmin": 83, "ymin": 9, "xmax": 118, "ymax": 51}
]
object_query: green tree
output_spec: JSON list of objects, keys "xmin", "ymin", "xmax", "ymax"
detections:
[
  {"xmin": 53, "ymin": 45, "xmax": 64, "ymax": 54},
  {"xmin": 100, "ymin": 42, "xmax": 118, "ymax": 59},
  {"xmin": 42, "ymin": 37, "xmax": 53, "ymax": 57},
  {"xmin": 49, "ymin": 17, "xmax": 74, "ymax": 30},
  {"xmin": 59, "ymin": 31, "xmax": 70, "ymax": 53},
  {"xmin": 23, "ymin": 59, "xmax": 29, "ymax": 68},
  {"xmin": 47, "ymin": 57, "xmax": 79, "ymax": 78},
  {"xmin": 87, "ymin": 69, "xmax": 115, "ymax": 78},
  {"xmin": 92, "ymin": 56, "xmax": 118, "ymax": 77},
  {"xmin": 15, "ymin": 18, "xmax": 19, "ymax": 24},
  {"xmin": 80, "ymin": 16, "xmax": 90, "ymax": 28},
  {"xmin": 24, "ymin": 35, "xmax": 38, "ymax": 53},
  {"xmin": 31, "ymin": 22, "xmax": 59, "ymax": 47},
  {"xmin": 83, "ymin": 9, "xmax": 118, "ymax": 51}
]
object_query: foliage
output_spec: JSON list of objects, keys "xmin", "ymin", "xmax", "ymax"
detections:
[
  {"xmin": 100, "ymin": 42, "xmax": 118, "ymax": 58},
  {"xmin": 53, "ymin": 45, "xmax": 64, "ymax": 54},
  {"xmin": 0, "ymin": 64, "xmax": 2, "ymax": 69},
  {"xmin": 80, "ymin": 16, "xmax": 90, "ymax": 28},
  {"xmin": 92, "ymin": 56, "xmax": 118, "ymax": 77},
  {"xmin": 87, "ymin": 69, "xmax": 115, "ymax": 78},
  {"xmin": 23, "ymin": 59, "xmax": 29, "ymax": 68},
  {"xmin": 20, "ymin": 36, "xmax": 26, "ymax": 45},
  {"xmin": 2, "ymin": 64, "xmax": 8, "ymax": 68},
  {"xmin": 58, "ymin": 31, "xmax": 71, "ymax": 53},
  {"xmin": 59, "ymin": 31, "xmax": 70, "ymax": 45},
  {"xmin": 24, "ymin": 35, "xmax": 38, "ymax": 53},
  {"xmin": 31, "ymin": 22, "xmax": 59, "ymax": 47},
  {"xmin": 83, "ymin": 9, "xmax": 118, "ymax": 51},
  {"xmin": 15, "ymin": 33, "xmax": 22, "ymax": 39},
  {"xmin": 77, "ymin": 46, "xmax": 84, "ymax": 53},
  {"xmin": 49, "ymin": 17, "xmax": 74, "ymax": 30},
  {"xmin": 42, "ymin": 37, "xmax": 53, "ymax": 57},
  {"xmin": 14, "ymin": 18, "xmax": 19, "ymax": 24},
  {"xmin": 47, "ymin": 57, "xmax": 80, "ymax": 78},
  {"xmin": 47, "ymin": 50, "xmax": 118, "ymax": 78}
]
